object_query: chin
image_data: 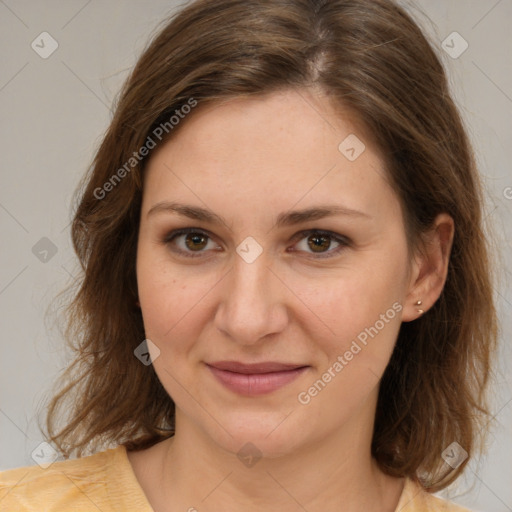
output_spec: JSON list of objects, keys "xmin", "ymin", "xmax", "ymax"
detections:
[{"xmin": 200, "ymin": 409, "xmax": 311, "ymax": 461}]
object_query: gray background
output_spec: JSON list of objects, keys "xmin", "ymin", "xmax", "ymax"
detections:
[{"xmin": 0, "ymin": 1, "xmax": 511, "ymax": 511}]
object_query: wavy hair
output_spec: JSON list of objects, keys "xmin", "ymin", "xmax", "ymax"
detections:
[{"xmin": 44, "ymin": 0, "xmax": 498, "ymax": 491}]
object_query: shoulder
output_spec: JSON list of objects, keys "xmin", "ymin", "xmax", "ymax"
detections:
[
  {"xmin": 0, "ymin": 445, "xmax": 148, "ymax": 512},
  {"xmin": 396, "ymin": 478, "xmax": 474, "ymax": 512}
]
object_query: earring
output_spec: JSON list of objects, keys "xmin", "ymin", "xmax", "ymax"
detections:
[{"xmin": 414, "ymin": 300, "xmax": 424, "ymax": 315}]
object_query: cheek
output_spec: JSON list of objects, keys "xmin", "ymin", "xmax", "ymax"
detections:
[
  {"xmin": 136, "ymin": 244, "xmax": 219, "ymax": 346},
  {"xmin": 138, "ymin": 275, "xmax": 212, "ymax": 343},
  {"xmin": 295, "ymin": 265, "xmax": 404, "ymax": 338},
  {"xmin": 292, "ymin": 255, "xmax": 406, "ymax": 376},
  {"xmin": 297, "ymin": 300, "xmax": 402, "ymax": 425},
  {"xmin": 136, "ymin": 265, "xmax": 213, "ymax": 400}
]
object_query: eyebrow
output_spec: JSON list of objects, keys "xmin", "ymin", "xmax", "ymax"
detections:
[{"xmin": 146, "ymin": 201, "xmax": 372, "ymax": 227}]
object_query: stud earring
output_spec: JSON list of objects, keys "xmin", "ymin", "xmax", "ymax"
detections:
[{"xmin": 414, "ymin": 300, "xmax": 424, "ymax": 314}]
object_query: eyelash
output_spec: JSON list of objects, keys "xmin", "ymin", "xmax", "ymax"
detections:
[{"xmin": 162, "ymin": 227, "xmax": 351, "ymax": 259}]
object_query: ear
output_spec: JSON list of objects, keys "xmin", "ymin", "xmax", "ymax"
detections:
[{"xmin": 402, "ymin": 213, "xmax": 455, "ymax": 322}]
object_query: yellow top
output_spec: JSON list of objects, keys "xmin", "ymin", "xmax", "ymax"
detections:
[{"xmin": 0, "ymin": 445, "xmax": 471, "ymax": 511}]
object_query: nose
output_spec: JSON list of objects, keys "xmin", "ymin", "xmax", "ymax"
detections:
[{"xmin": 214, "ymin": 251, "xmax": 289, "ymax": 346}]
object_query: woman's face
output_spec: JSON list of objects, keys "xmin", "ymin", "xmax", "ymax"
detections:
[{"xmin": 136, "ymin": 88, "xmax": 416, "ymax": 458}]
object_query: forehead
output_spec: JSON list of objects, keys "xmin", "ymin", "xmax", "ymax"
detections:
[
  {"xmin": 154, "ymin": 89, "xmax": 370, "ymax": 163},
  {"xmin": 141, "ymin": 89, "xmax": 399, "ymax": 227}
]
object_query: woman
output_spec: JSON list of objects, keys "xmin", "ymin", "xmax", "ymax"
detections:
[{"xmin": 0, "ymin": 0, "xmax": 497, "ymax": 511}]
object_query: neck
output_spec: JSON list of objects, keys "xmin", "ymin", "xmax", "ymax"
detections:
[{"xmin": 150, "ymin": 396, "xmax": 404, "ymax": 512}]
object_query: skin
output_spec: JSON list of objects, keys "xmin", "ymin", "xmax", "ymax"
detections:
[{"xmin": 131, "ymin": 87, "xmax": 454, "ymax": 512}]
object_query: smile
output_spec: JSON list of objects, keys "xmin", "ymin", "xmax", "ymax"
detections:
[{"xmin": 205, "ymin": 361, "xmax": 309, "ymax": 396}]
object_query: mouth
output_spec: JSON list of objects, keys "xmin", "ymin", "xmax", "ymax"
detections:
[{"xmin": 205, "ymin": 361, "xmax": 310, "ymax": 396}]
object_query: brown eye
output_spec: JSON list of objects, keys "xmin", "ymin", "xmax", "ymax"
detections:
[
  {"xmin": 164, "ymin": 228, "xmax": 220, "ymax": 258},
  {"xmin": 184, "ymin": 232, "xmax": 209, "ymax": 251},
  {"xmin": 292, "ymin": 230, "xmax": 349, "ymax": 258},
  {"xmin": 307, "ymin": 233, "xmax": 332, "ymax": 253}
]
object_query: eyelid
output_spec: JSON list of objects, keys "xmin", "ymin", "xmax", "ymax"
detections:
[{"xmin": 162, "ymin": 227, "xmax": 351, "ymax": 259}]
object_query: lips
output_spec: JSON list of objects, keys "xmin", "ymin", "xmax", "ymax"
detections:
[
  {"xmin": 206, "ymin": 361, "xmax": 309, "ymax": 395},
  {"xmin": 207, "ymin": 361, "xmax": 307, "ymax": 374}
]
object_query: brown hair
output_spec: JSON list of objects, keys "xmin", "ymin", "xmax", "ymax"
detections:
[{"xmin": 44, "ymin": 0, "xmax": 497, "ymax": 491}]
